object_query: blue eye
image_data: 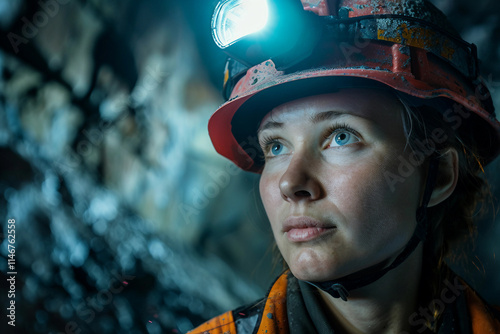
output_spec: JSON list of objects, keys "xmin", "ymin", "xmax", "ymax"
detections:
[
  {"xmin": 258, "ymin": 136, "xmax": 288, "ymax": 159},
  {"xmin": 323, "ymin": 124, "xmax": 360, "ymax": 149},
  {"xmin": 271, "ymin": 142, "xmax": 283, "ymax": 155},
  {"xmin": 329, "ymin": 131, "xmax": 359, "ymax": 147},
  {"xmin": 335, "ymin": 132, "xmax": 351, "ymax": 146}
]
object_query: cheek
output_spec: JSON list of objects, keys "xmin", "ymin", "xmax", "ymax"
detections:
[
  {"xmin": 259, "ymin": 174, "xmax": 281, "ymax": 225},
  {"xmin": 329, "ymin": 159, "xmax": 421, "ymax": 248}
]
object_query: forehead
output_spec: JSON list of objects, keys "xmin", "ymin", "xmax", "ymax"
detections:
[{"xmin": 258, "ymin": 88, "xmax": 404, "ymax": 129}]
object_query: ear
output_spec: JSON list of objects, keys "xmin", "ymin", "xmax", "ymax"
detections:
[{"xmin": 427, "ymin": 148, "xmax": 459, "ymax": 207}]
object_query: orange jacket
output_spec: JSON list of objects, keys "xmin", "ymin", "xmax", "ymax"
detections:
[{"xmin": 188, "ymin": 273, "xmax": 500, "ymax": 334}]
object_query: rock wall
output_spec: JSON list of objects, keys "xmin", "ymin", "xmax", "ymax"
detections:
[{"xmin": 0, "ymin": 1, "xmax": 274, "ymax": 333}]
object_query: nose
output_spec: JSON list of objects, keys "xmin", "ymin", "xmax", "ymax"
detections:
[{"xmin": 279, "ymin": 153, "xmax": 323, "ymax": 202}]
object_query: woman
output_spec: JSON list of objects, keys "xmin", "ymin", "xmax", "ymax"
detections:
[{"xmin": 189, "ymin": 0, "xmax": 500, "ymax": 333}]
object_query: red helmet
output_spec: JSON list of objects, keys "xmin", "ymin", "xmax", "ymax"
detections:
[{"xmin": 208, "ymin": 0, "xmax": 500, "ymax": 172}]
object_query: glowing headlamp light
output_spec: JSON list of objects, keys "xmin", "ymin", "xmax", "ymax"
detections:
[
  {"xmin": 211, "ymin": 0, "xmax": 321, "ymax": 69},
  {"xmin": 212, "ymin": 0, "xmax": 269, "ymax": 49}
]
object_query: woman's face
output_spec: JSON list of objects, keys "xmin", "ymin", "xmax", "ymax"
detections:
[{"xmin": 258, "ymin": 89, "xmax": 424, "ymax": 282}]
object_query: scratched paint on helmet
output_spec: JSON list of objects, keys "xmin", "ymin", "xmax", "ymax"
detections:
[
  {"xmin": 301, "ymin": 0, "xmax": 330, "ymax": 16},
  {"xmin": 377, "ymin": 22, "xmax": 456, "ymax": 61}
]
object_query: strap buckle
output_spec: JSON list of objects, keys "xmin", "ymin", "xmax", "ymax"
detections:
[{"xmin": 329, "ymin": 283, "xmax": 349, "ymax": 301}]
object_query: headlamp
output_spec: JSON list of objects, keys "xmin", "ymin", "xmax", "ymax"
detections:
[
  {"xmin": 212, "ymin": 0, "xmax": 269, "ymax": 49},
  {"xmin": 211, "ymin": 0, "xmax": 322, "ymax": 69}
]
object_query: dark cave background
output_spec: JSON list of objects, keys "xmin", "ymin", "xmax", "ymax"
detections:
[{"xmin": 0, "ymin": 0, "xmax": 499, "ymax": 333}]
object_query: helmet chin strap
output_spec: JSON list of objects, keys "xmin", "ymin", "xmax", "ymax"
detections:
[{"xmin": 305, "ymin": 154, "xmax": 440, "ymax": 301}]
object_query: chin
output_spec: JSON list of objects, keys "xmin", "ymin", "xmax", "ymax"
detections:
[
  {"xmin": 289, "ymin": 261, "xmax": 340, "ymax": 283},
  {"xmin": 285, "ymin": 248, "xmax": 349, "ymax": 282}
]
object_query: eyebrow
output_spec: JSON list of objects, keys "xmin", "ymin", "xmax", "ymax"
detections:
[
  {"xmin": 309, "ymin": 110, "xmax": 347, "ymax": 123},
  {"xmin": 258, "ymin": 110, "xmax": 348, "ymax": 135}
]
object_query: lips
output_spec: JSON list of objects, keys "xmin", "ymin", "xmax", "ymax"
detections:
[{"xmin": 282, "ymin": 216, "xmax": 336, "ymax": 242}]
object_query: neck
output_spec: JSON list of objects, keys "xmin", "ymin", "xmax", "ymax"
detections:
[{"xmin": 317, "ymin": 244, "xmax": 424, "ymax": 334}]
